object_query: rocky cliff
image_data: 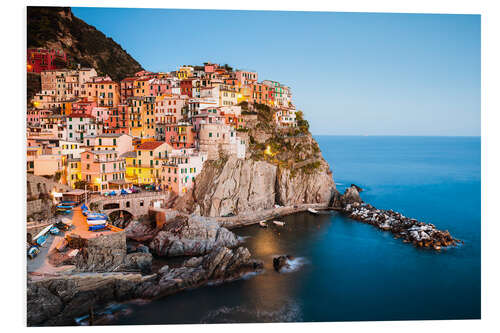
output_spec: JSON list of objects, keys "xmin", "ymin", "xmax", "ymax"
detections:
[
  {"xmin": 175, "ymin": 105, "xmax": 336, "ymax": 217},
  {"xmin": 27, "ymin": 7, "xmax": 143, "ymax": 81}
]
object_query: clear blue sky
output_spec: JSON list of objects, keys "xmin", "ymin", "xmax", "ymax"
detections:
[{"xmin": 73, "ymin": 7, "xmax": 480, "ymax": 136}]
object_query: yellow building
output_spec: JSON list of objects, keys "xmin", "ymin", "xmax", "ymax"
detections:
[
  {"xmin": 177, "ymin": 66, "xmax": 194, "ymax": 80},
  {"xmin": 66, "ymin": 158, "xmax": 81, "ymax": 188},
  {"xmin": 124, "ymin": 141, "xmax": 171, "ymax": 185},
  {"xmin": 128, "ymin": 97, "xmax": 156, "ymax": 138}
]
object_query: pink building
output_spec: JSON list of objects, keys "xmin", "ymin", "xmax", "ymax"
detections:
[
  {"xmin": 81, "ymin": 149, "xmax": 127, "ymax": 192},
  {"xmin": 27, "ymin": 109, "xmax": 52, "ymax": 125},
  {"xmin": 149, "ymin": 78, "xmax": 173, "ymax": 96},
  {"xmin": 236, "ymin": 70, "xmax": 258, "ymax": 86},
  {"xmin": 72, "ymin": 100, "xmax": 97, "ymax": 116},
  {"xmin": 159, "ymin": 148, "xmax": 208, "ymax": 195},
  {"xmin": 91, "ymin": 107, "xmax": 111, "ymax": 123}
]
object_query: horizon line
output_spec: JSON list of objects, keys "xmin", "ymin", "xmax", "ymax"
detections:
[{"xmin": 311, "ymin": 134, "xmax": 481, "ymax": 137}]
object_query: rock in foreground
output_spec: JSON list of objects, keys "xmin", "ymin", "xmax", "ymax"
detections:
[
  {"xmin": 27, "ymin": 246, "xmax": 263, "ymax": 326},
  {"xmin": 148, "ymin": 215, "xmax": 240, "ymax": 257}
]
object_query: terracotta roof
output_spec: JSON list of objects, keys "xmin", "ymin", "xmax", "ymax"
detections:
[
  {"xmin": 136, "ymin": 141, "xmax": 165, "ymax": 150},
  {"xmin": 67, "ymin": 113, "xmax": 94, "ymax": 118}
]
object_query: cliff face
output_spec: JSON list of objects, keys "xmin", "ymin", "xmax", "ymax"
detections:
[
  {"xmin": 175, "ymin": 132, "xmax": 336, "ymax": 217},
  {"xmin": 27, "ymin": 7, "xmax": 143, "ymax": 81},
  {"xmin": 187, "ymin": 157, "xmax": 278, "ymax": 217},
  {"xmin": 276, "ymin": 158, "xmax": 335, "ymax": 205}
]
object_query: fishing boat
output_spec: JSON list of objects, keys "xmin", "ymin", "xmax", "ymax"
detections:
[
  {"xmin": 27, "ymin": 246, "xmax": 40, "ymax": 259},
  {"xmin": 273, "ymin": 221, "xmax": 285, "ymax": 227},
  {"xmin": 88, "ymin": 224, "xmax": 108, "ymax": 231},
  {"xmin": 307, "ymin": 208, "xmax": 319, "ymax": 214},
  {"xmin": 36, "ymin": 234, "xmax": 48, "ymax": 246},
  {"xmin": 56, "ymin": 204, "xmax": 73, "ymax": 213},
  {"xmin": 49, "ymin": 226, "xmax": 60, "ymax": 235},
  {"xmin": 259, "ymin": 221, "xmax": 268, "ymax": 228},
  {"xmin": 86, "ymin": 213, "xmax": 108, "ymax": 226},
  {"xmin": 32, "ymin": 224, "xmax": 53, "ymax": 242}
]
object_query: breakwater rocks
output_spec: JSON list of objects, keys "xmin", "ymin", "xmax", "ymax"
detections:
[
  {"xmin": 338, "ymin": 185, "xmax": 461, "ymax": 250},
  {"xmin": 27, "ymin": 246, "xmax": 263, "ymax": 326}
]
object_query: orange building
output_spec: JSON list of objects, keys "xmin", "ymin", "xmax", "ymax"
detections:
[{"xmin": 85, "ymin": 77, "xmax": 120, "ymax": 107}]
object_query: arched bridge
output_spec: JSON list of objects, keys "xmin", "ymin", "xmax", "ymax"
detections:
[{"xmin": 88, "ymin": 192, "xmax": 171, "ymax": 218}]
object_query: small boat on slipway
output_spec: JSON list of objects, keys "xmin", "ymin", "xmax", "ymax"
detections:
[
  {"xmin": 307, "ymin": 208, "xmax": 319, "ymax": 215},
  {"xmin": 259, "ymin": 221, "xmax": 268, "ymax": 228},
  {"xmin": 86, "ymin": 213, "xmax": 108, "ymax": 225},
  {"xmin": 273, "ymin": 221, "xmax": 285, "ymax": 227}
]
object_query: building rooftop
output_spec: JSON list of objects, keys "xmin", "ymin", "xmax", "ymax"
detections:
[
  {"xmin": 136, "ymin": 141, "xmax": 165, "ymax": 150},
  {"xmin": 90, "ymin": 150, "xmax": 117, "ymax": 154}
]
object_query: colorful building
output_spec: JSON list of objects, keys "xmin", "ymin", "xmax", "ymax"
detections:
[
  {"xmin": 125, "ymin": 141, "xmax": 171, "ymax": 185},
  {"xmin": 81, "ymin": 149, "xmax": 127, "ymax": 192},
  {"xmin": 27, "ymin": 48, "xmax": 67, "ymax": 73}
]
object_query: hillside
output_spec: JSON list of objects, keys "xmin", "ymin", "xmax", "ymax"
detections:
[{"xmin": 27, "ymin": 6, "xmax": 143, "ymax": 82}]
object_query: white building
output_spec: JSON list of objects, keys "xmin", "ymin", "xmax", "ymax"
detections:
[{"xmin": 66, "ymin": 114, "xmax": 103, "ymax": 142}]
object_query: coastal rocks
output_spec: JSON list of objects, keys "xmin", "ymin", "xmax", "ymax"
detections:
[
  {"xmin": 148, "ymin": 215, "xmax": 240, "ymax": 257},
  {"xmin": 341, "ymin": 185, "xmax": 363, "ymax": 204},
  {"xmin": 140, "ymin": 246, "xmax": 263, "ymax": 299},
  {"xmin": 118, "ymin": 253, "xmax": 153, "ymax": 274},
  {"xmin": 27, "ymin": 273, "xmax": 147, "ymax": 326},
  {"xmin": 339, "ymin": 188, "xmax": 461, "ymax": 250},
  {"xmin": 27, "ymin": 283, "xmax": 63, "ymax": 325},
  {"xmin": 273, "ymin": 255, "xmax": 294, "ymax": 272},
  {"xmin": 125, "ymin": 219, "xmax": 159, "ymax": 243}
]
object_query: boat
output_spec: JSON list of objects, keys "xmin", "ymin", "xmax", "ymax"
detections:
[
  {"xmin": 56, "ymin": 204, "xmax": 73, "ymax": 213},
  {"xmin": 49, "ymin": 226, "xmax": 60, "ymax": 235},
  {"xmin": 87, "ymin": 212, "xmax": 108, "ymax": 220},
  {"xmin": 36, "ymin": 234, "xmax": 48, "ymax": 247},
  {"xmin": 60, "ymin": 201, "xmax": 77, "ymax": 207},
  {"xmin": 27, "ymin": 246, "xmax": 40, "ymax": 259},
  {"xmin": 88, "ymin": 224, "xmax": 108, "ymax": 231},
  {"xmin": 307, "ymin": 208, "xmax": 319, "ymax": 214},
  {"xmin": 273, "ymin": 221, "xmax": 285, "ymax": 227},
  {"xmin": 259, "ymin": 221, "xmax": 268, "ymax": 228},
  {"xmin": 86, "ymin": 212, "xmax": 108, "ymax": 226},
  {"xmin": 32, "ymin": 224, "xmax": 53, "ymax": 242}
]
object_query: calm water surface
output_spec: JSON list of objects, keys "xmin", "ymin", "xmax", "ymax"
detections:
[{"xmin": 110, "ymin": 136, "xmax": 480, "ymax": 324}]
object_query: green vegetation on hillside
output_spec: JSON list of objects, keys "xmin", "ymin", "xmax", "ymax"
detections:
[{"xmin": 27, "ymin": 6, "xmax": 143, "ymax": 81}]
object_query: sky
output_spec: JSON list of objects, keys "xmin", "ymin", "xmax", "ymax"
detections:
[{"xmin": 72, "ymin": 7, "xmax": 480, "ymax": 136}]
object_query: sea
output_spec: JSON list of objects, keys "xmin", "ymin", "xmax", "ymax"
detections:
[{"xmin": 107, "ymin": 136, "xmax": 481, "ymax": 325}]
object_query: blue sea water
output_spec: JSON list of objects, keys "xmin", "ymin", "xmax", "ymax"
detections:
[{"xmin": 111, "ymin": 136, "xmax": 480, "ymax": 324}]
